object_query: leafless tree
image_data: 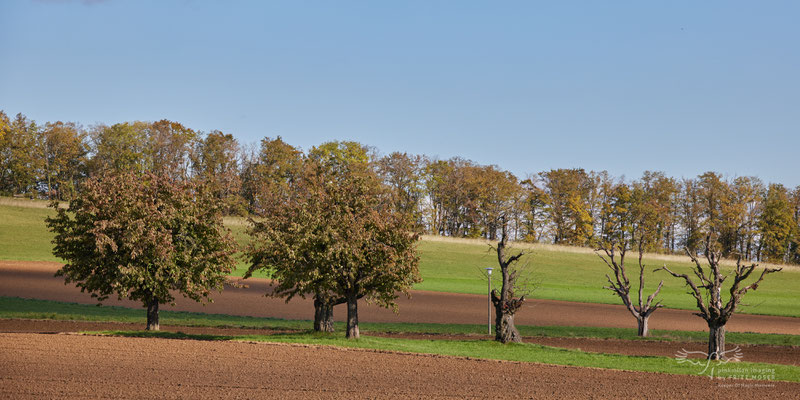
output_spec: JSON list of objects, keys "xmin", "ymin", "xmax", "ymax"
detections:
[
  {"xmin": 596, "ymin": 239, "xmax": 664, "ymax": 337},
  {"xmin": 657, "ymin": 238, "xmax": 781, "ymax": 359},
  {"xmin": 490, "ymin": 220, "xmax": 528, "ymax": 343}
]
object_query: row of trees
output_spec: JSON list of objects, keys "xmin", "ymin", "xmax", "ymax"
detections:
[
  {"xmin": 5, "ymin": 111, "xmax": 800, "ymax": 263},
  {"xmin": 35, "ymin": 111, "xmax": 782, "ymax": 353},
  {"xmin": 47, "ymin": 140, "xmax": 419, "ymax": 338}
]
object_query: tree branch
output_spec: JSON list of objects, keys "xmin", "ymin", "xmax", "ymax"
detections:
[{"xmin": 656, "ymin": 265, "xmax": 710, "ymax": 319}]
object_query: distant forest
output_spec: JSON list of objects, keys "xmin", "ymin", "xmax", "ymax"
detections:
[{"xmin": 1, "ymin": 111, "xmax": 798, "ymax": 264}]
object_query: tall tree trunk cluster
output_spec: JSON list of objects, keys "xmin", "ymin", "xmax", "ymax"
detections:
[
  {"xmin": 313, "ymin": 297, "xmax": 335, "ymax": 333},
  {"xmin": 311, "ymin": 292, "xmax": 364, "ymax": 338}
]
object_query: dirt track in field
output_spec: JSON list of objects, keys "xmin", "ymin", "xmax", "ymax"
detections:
[
  {"xmin": 2, "ymin": 318, "xmax": 798, "ymax": 366},
  {"xmin": 1, "ymin": 332, "xmax": 796, "ymax": 399},
  {"xmin": 2, "ymin": 261, "xmax": 798, "ymax": 336}
]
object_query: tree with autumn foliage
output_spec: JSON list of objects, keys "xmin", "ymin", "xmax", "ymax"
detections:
[
  {"xmin": 38, "ymin": 121, "xmax": 90, "ymax": 200},
  {"xmin": 539, "ymin": 168, "xmax": 596, "ymax": 245},
  {"xmin": 0, "ymin": 113, "xmax": 41, "ymax": 196},
  {"xmin": 46, "ymin": 172, "xmax": 238, "ymax": 330},
  {"xmin": 240, "ymin": 136, "xmax": 304, "ymax": 216},
  {"xmin": 147, "ymin": 119, "xmax": 197, "ymax": 180},
  {"xmin": 88, "ymin": 122, "xmax": 151, "ymax": 175},
  {"xmin": 759, "ymin": 183, "xmax": 796, "ymax": 262},
  {"xmin": 376, "ymin": 151, "xmax": 425, "ymax": 227},
  {"xmin": 247, "ymin": 141, "xmax": 421, "ymax": 338},
  {"xmin": 191, "ymin": 130, "xmax": 242, "ymax": 214}
]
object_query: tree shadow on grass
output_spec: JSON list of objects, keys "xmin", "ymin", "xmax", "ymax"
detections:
[
  {"xmin": 94, "ymin": 330, "xmax": 236, "ymax": 341},
  {"xmin": 92, "ymin": 329, "xmax": 344, "ymax": 342}
]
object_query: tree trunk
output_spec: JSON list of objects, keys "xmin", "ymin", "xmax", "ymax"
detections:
[
  {"xmin": 494, "ymin": 302, "xmax": 521, "ymax": 343},
  {"xmin": 708, "ymin": 323, "xmax": 726, "ymax": 360},
  {"xmin": 146, "ymin": 299, "xmax": 159, "ymax": 331},
  {"xmin": 313, "ymin": 297, "xmax": 335, "ymax": 333},
  {"xmin": 345, "ymin": 295, "xmax": 359, "ymax": 339},
  {"xmin": 637, "ymin": 316, "xmax": 649, "ymax": 337}
]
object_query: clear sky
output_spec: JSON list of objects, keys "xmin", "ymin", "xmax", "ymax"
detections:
[{"xmin": 1, "ymin": 1, "xmax": 798, "ymax": 186}]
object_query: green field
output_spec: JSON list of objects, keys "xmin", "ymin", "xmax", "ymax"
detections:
[
  {"xmin": 414, "ymin": 239, "xmax": 800, "ymax": 317},
  {"xmin": 0, "ymin": 204, "xmax": 60, "ymax": 262},
  {"xmin": 1, "ymin": 201, "xmax": 798, "ymax": 317},
  {"xmin": 4, "ymin": 296, "xmax": 799, "ymax": 346}
]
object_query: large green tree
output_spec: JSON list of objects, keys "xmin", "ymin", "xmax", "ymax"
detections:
[
  {"xmin": 789, "ymin": 187, "xmax": 800, "ymax": 264},
  {"xmin": 634, "ymin": 171, "xmax": 678, "ymax": 252},
  {"xmin": 147, "ymin": 120, "xmax": 197, "ymax": 179},
  {"xmin": 376, "ymin": 152, "xmax": 425, "ymax": 227},
  {"xmin": 679, "ymin": 178, "xmax": 704, "ymax": 254},
  {"xmin": 47, "ymin": 172, "xmax": 238, "ymax": 330},
  {"xmin": 759, "ymin": 183, "xmax": 795, "ymax": 262},
  {"xmin": 240, "ymin": 136, "xmax": 303, "ymax": 216},
  {"xmin": 88, "ymin": 122, "xmax": 150, "ymax": 175},
  {"xmin": 732, "ymin": 176, "xmax": 764, "ymax": 261},
  {"xmin": 0, "ymin": 113, "xmax": 41, "ymax": 196},
  {"xmin": 0, "ymin": 111, "xmax": 12, "ymax": 193},
  {"xmin": 519, "ymin": 177, "xmax": 549, "ymax": 242},
  {"xmin": 540, "ymin": 168, "xmax": 595, "ymax": 245},
  {"xmin": 191, "ymin": 131, "xmax": 242, "ymax": 214},
  {"xmin": 247, "ymin": 141, "xmax": 421, "ymax": 338},
  {"xmin": 38, "ymin": 121, "xmax": 89, "ymax": 200}
]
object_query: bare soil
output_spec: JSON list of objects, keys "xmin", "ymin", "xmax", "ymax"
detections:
[
  {"xmin": 1, "ymin": 318, "xmax": 798, "ymax": 366},
  {"xmin": 1, "ymin": 332, "xmax": 796, "ymax": 399},
  {"xmin": 2, "ymin": 260, "xmax": 798, "ymax": 398},
  {"xmin": 2, "ymin": 260, "xmax": 798, "ymax": 335}
]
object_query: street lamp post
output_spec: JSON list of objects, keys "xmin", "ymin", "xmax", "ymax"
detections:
[{"xmin": 485, "ymin": 267, "xmax": 493, "ymax": 336}]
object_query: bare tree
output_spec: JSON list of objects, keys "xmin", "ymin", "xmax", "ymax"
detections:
[
  {"xmin": 657, "ymin": 238, "xmax": 781, "ymax": 359},
  {"xmin": 596, "ymin": 240, "xmax": 664, "ymax": 336},
  {"xmin": 490, "ymin": 220, "xmax": 528, "ymax": 343}
]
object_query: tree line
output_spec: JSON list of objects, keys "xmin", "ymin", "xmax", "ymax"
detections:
[
  {"xmin": 3, "ymin": 111, "xmax": 799, "ymax": 264},
  {"xmin": 27, "ymin": 110, "xmax": 782, "ymax": 354}
]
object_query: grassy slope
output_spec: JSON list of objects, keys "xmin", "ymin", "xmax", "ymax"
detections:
[
  {"xmin": 413, "ymin": 240, "xmax": 800, "ymax": 318},
  {"xmin": 2, "ymin": 202, "xmax": 798, "ymax": 317},
  {"xmin": 0, "ymin": 204, "xmax": 60, "ymax": 262}
]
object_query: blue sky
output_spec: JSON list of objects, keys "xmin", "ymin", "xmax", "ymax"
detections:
[{"xmin": 1, "ymin": 1, "xmax": 798, "ymax": 185}]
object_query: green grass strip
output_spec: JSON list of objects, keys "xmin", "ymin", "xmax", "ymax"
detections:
[
  {"xmin": 86, "ymin": 330, "xmax": 800, "ymax": 383},
  {"xmin": 2, "ymin": 296, "xmax": 799, "ymax": 346}
]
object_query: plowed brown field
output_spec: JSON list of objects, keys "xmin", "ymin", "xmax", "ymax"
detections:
[
  {"xmin": 1, "ymin": 333, "xmax": 796, "ymax": 399},
  {"xmin": 2, "ymin": 261, "xmax": 800, "ymax": 398},
  {"xmin": 2, "ymin": 318, "xmax": 798, "ymax": 366}
]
